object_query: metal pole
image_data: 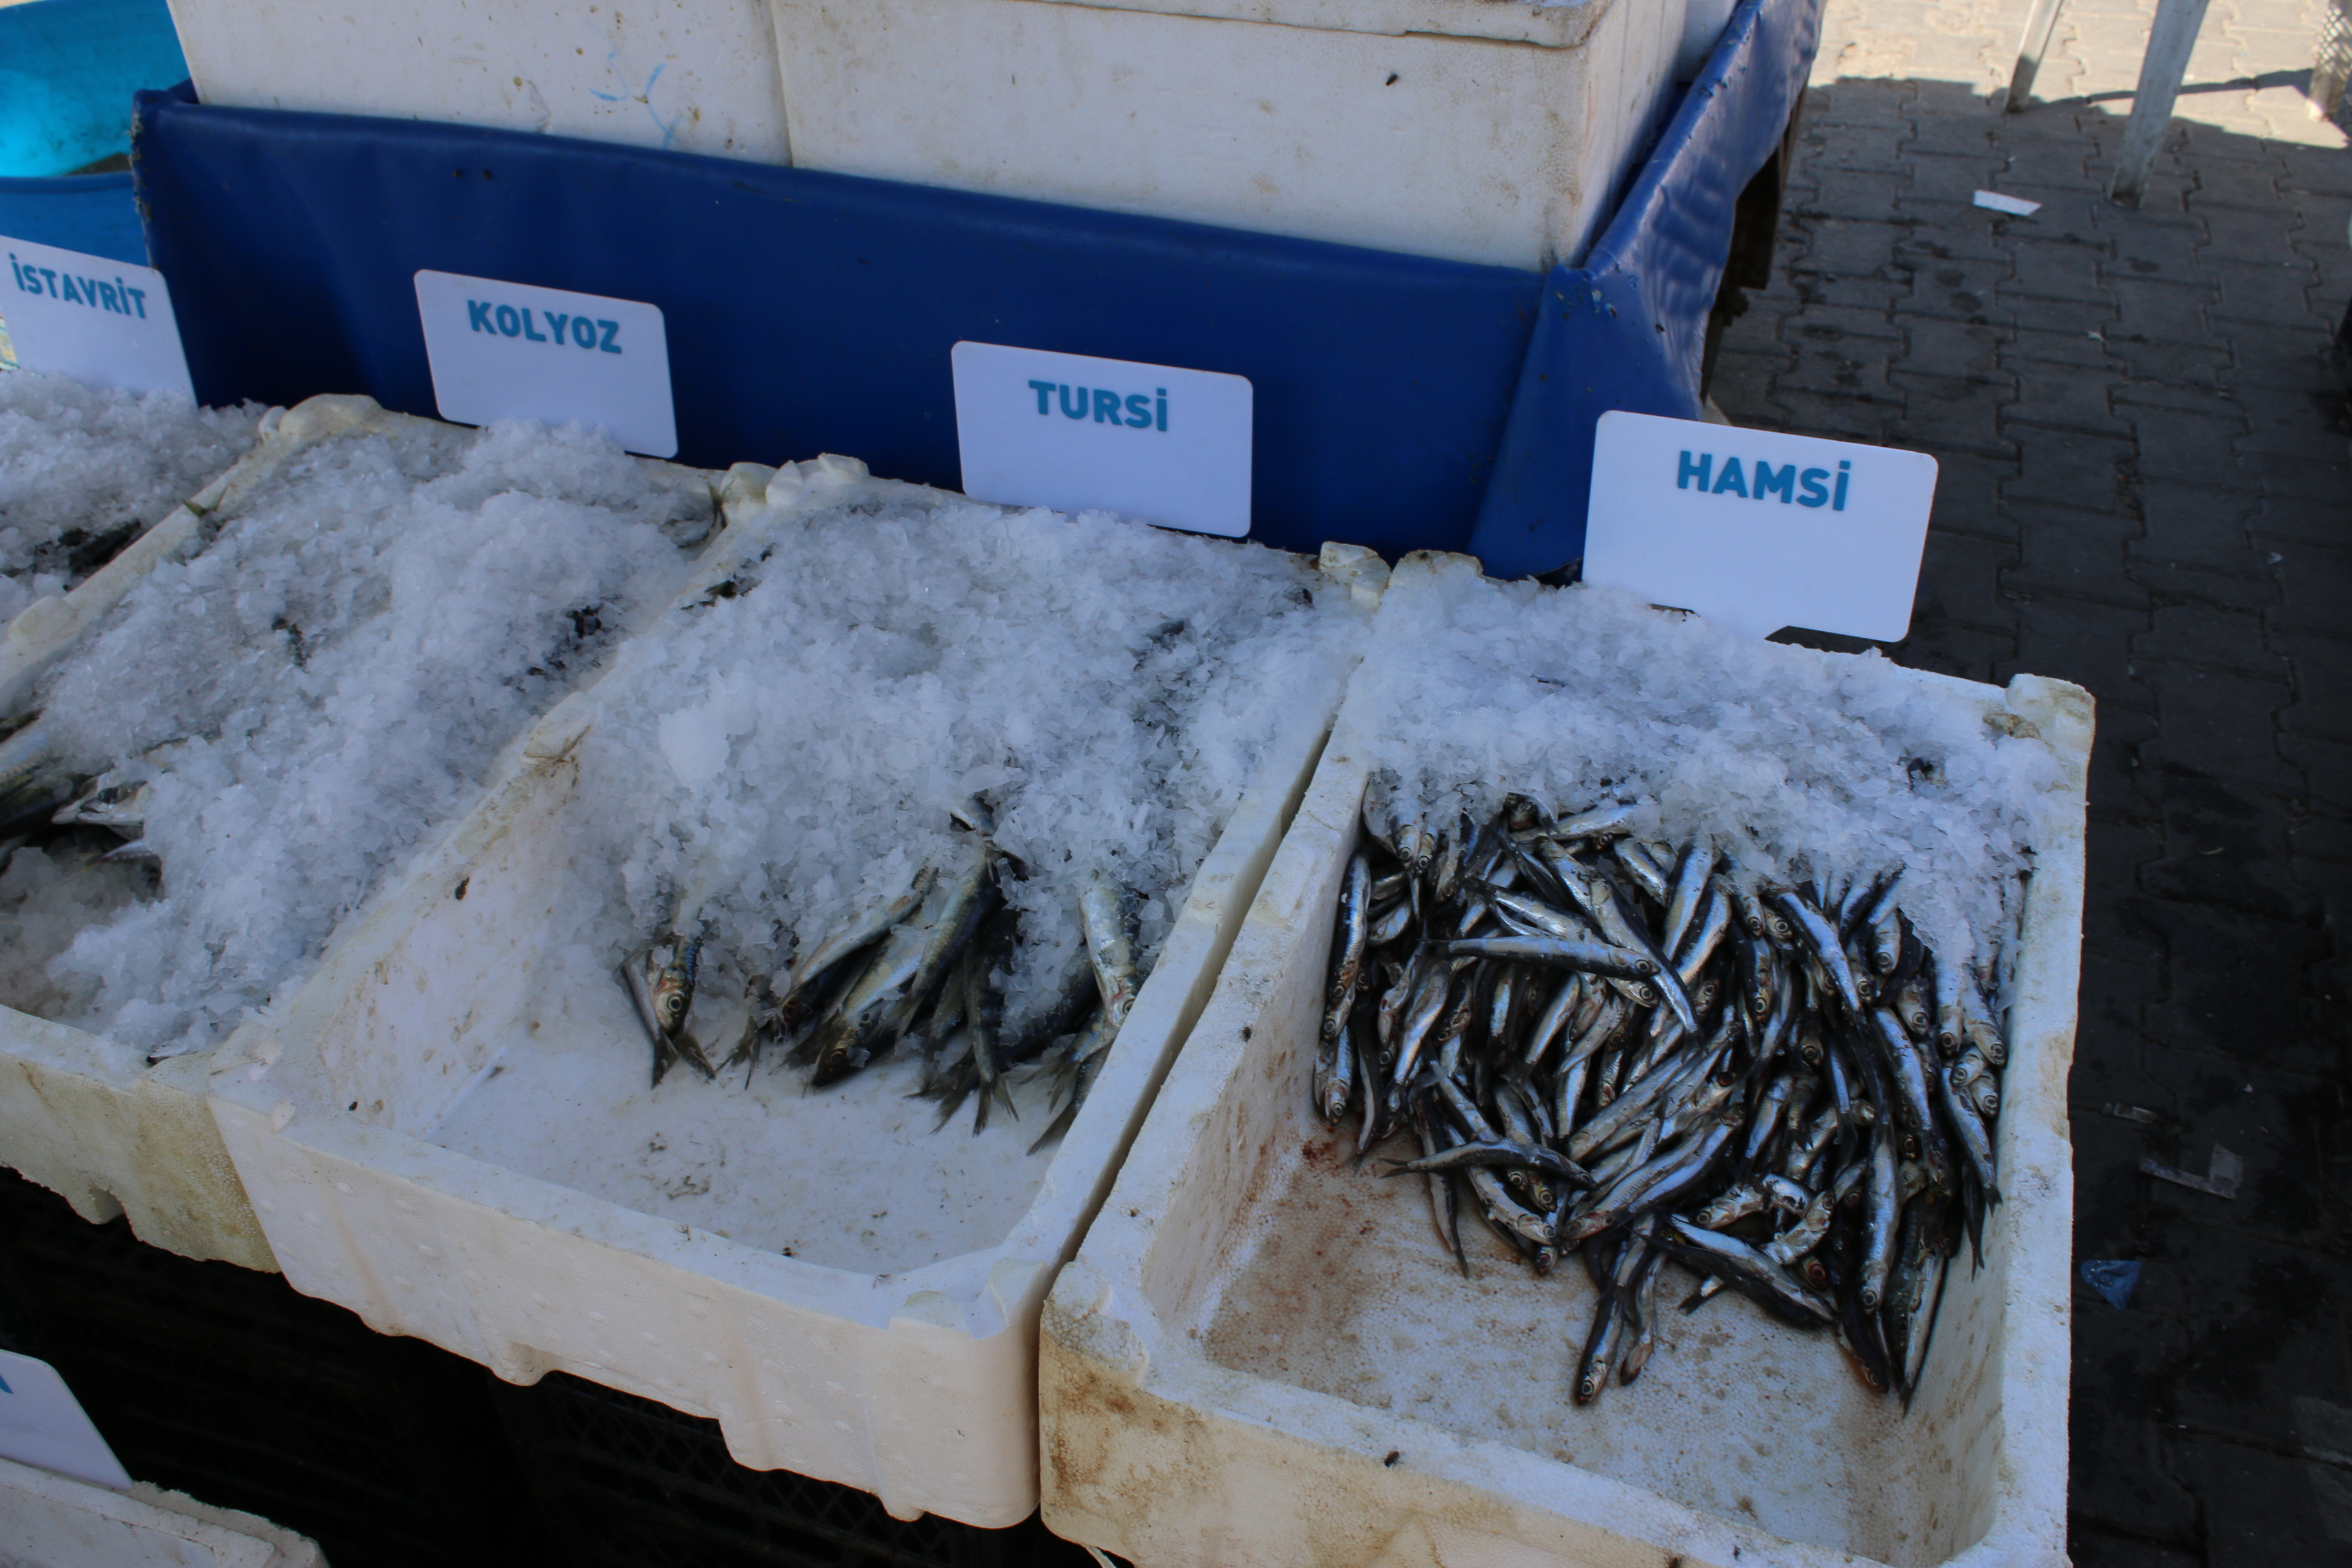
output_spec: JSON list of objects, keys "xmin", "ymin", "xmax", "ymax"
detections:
[
  {"xmin": 2007, "ymin": 0, "xmax": 2070, "ymax": 110},
  {"xmin": 2108, "ymin": 0, "xmax": 2215, "ymax": 204}
]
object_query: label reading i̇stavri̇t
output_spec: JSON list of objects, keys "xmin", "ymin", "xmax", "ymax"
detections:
[
  {"xmin": 952, "ymin": 341, "xmax": 1251, "ymax": 538},
  {"xmin": 1584, "ymin": 409, "xmax": 1938, "ymax": 642},
  {"xmin": 3, "ymin": 237, "xmax": 194, "ymax": 400},
  {"xmin": 414, "ymin": 270, "xmax": 677, "ymax": 458}
]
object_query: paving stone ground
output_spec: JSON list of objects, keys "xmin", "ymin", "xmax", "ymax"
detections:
[{"xmin": 1709, "ymin": 0, "xmax": 2352, "ymax": 1556}]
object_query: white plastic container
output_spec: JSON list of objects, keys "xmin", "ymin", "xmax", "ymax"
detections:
[
  {"xmin": 0, "ymin": 396, "xmax": 719, "ymax": 1271},
  {"xmin": 0, "ymin": 1456, "xmax": 326, "ymax": 1568},
  {"xmin": 766, "ymin": 0, "xmax": 1692, "ymax": 271},
  {"xmin": 207, "ymin": 462, "xmax": 1388, "ymax": 1527},
  {"xmin": 1039, "ymin": 552, "xmax": 2090, "ymax": 1568},
  {"xmin": 162, "ymin": 0, "xmax": 789, "ymax": 163}
]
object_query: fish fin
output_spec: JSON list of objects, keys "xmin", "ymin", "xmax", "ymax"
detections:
[
  {"xmin": 673, "ymin": 1030, "xmax": 718, "ymax": 1081},
  {"xmin": 930, "ymin": 1076, "xmax": 975, "ymax": 1132},
  {"xmin": 1028, "ymin": 1099, "xmax": 1079, "ymax": 1155}
]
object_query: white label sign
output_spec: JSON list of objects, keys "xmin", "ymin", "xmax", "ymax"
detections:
[
  {"xmin": 952, "ymin": 341, "xmax": 1251, "ymax": 538},
  {"xmin": 1585, "ymin": 410, "xmax": 1937, "ymax": 642},
  {"xmin": 415, "ymin": 270, "xmax": 676, "ymax": 458},
  {"xmin": 0, "ymin": 1349, "xmax": 132, "ymax": 1491},
  {"xmin": 1, "ymin": 237, "xmax": 193, "ymax": 400}
]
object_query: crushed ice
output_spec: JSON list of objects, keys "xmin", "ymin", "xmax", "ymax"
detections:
[
  {"xmin": 0, "ymin": 369, "xmax": 263, "ymax": 625},
  {"xmin": 22, "ymin": 418, "xmax": 712, "ymax": 1059},
  {"xmin": 551, "ymin": 483, "xmax": 1373, "ymax": 1041},
  {"xmin": 1354, "ymin": 571, "xmax": 2064, "ymax": 976}
]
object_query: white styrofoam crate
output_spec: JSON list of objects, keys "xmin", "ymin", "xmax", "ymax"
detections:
[
  {"xmin": 767, "ymin": 0, "xmax": 1692, "ymax": 272},
  {"xmin": 207, "ymin": 461, "xmax": 1389, "ymax": 1527},
  {"xmin": 1039, "ymin": 551, "xmax": 2090, "ymax": 1568},
  {"xmin": 0, "ymin": 395, "xmax": 378, "ymax": 1269},
  {"xmin": 0, "ymin": 395, "xmax": 719, "ymax": 1271},
  {"xmin": 0, "ymin": 1456, "xmax": 326, "ymax": 1568},
  {"xmin": 163, "ymin": 0, "xmax": 789, "ymax": 163}
]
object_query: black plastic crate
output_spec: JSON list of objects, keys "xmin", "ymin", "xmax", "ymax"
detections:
[
  {"xmin": 0, "ymin": 1166, "xmax": 547, "ymax": 1568},
  {"xmin": 491, "ymin": 1369, "xmax": 1097, "ymax": 1568},
  {"xmin": 0, "ymin": 1166, "xmax": 1111, "ymax": 1567}
]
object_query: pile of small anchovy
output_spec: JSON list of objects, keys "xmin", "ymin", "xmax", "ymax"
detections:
[
  {"xmin": 1316, "ymin": 770, "xmax": 2009, "ymax": 1406},
  {"xmin": 617, "ymin": 804, "xmax": 1142, "ymax": 1153}
]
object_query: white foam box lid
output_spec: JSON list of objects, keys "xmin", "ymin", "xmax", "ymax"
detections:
[
  {"xmin": 0, "ymin": 395, "xmax": 718, "ymax": 1272},
  {"xmin": 766, "ymin": 0, "xmax": 1692, "ymax": 272},
  {"xmin": 1039, "ymin": 551, "xmax": 2090, "ymax": 1568},
  {"xmin": 163, "ymin": 0, "xmax": 789, "ymax": 163},
  {"xmin": 206, "ymin": 459, "xmax": 1389, "ymax": 1526}
]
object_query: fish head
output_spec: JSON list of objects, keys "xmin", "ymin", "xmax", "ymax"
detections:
[
  {"xmin": 651, "ymin": 972, "xmax": 692, "ymax": 1035},
  {"xmin": 811, "ymin": 1038, "xmax": 866, "ymax": 1087}
]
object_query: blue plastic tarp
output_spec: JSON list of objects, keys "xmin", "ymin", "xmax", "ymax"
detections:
[
  {"xmin": 132, "ymin": 92, "xmax": 1544, "ymax": 559},
  {"xmin": 0, "ymin": 0, "xmax": 188, "ymax": 178},
  {"xmin": 130, "ymin": 0, "xmax": 1818, "ymax": 565},
  {"xmin": 0, "ymin": 170, "xmax": 144, "ymax": 265},
  {"xmin": 1471, "ymin": 0, "xmax": 1823, "ymax": 574}
]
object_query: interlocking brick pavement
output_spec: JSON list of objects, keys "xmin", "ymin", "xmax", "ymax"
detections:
[{"xmin": 1709, "ymin": 0, "xmax": 2352, "ymax": 1555}]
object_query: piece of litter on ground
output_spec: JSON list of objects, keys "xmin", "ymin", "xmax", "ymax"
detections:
[
  {"xmin": 2081, "ymin": 1259, "xmax": 2142, "ymax": 1309},
  {"xmin": 2141, "ymin": 1144, "xmax": 2243, "ymax": 1199},
  {"xmin": 2099, "ymin": 1102, "xmax": 2162, "ymax": 1124},
  {"xmin": 1974, "ymin": 190, "xmax": 2043, "ymax": 217}
]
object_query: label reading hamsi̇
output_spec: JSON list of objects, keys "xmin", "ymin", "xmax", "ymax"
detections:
[{"xmin": 1583, "ymin": 409, "xmax": 1937, "ymax": 642}]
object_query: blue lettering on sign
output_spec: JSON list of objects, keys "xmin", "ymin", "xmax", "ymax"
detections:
[
  {"xmin": 7, "ymin": 254, "xmax": 150, "ymax": 318},
  {"xmin": 1676, "ymin": 449, "xmax": 1852, "ymax": 512},
  {"xmin": 461, "ymin": 300, "xmax": 624, "ymax": 353},
  {"xmin": 1027, "ymin": 380, "xmax": 1171, "ymax": 433}
]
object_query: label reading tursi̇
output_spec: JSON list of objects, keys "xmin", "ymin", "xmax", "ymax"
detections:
[
  {"xmin": 952, "ymin": 342, "xmax": 1251, "ymax": 538},
  {"xmin": 415, "ymin": 270, "xmax": 677, "ymax": 458}
]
